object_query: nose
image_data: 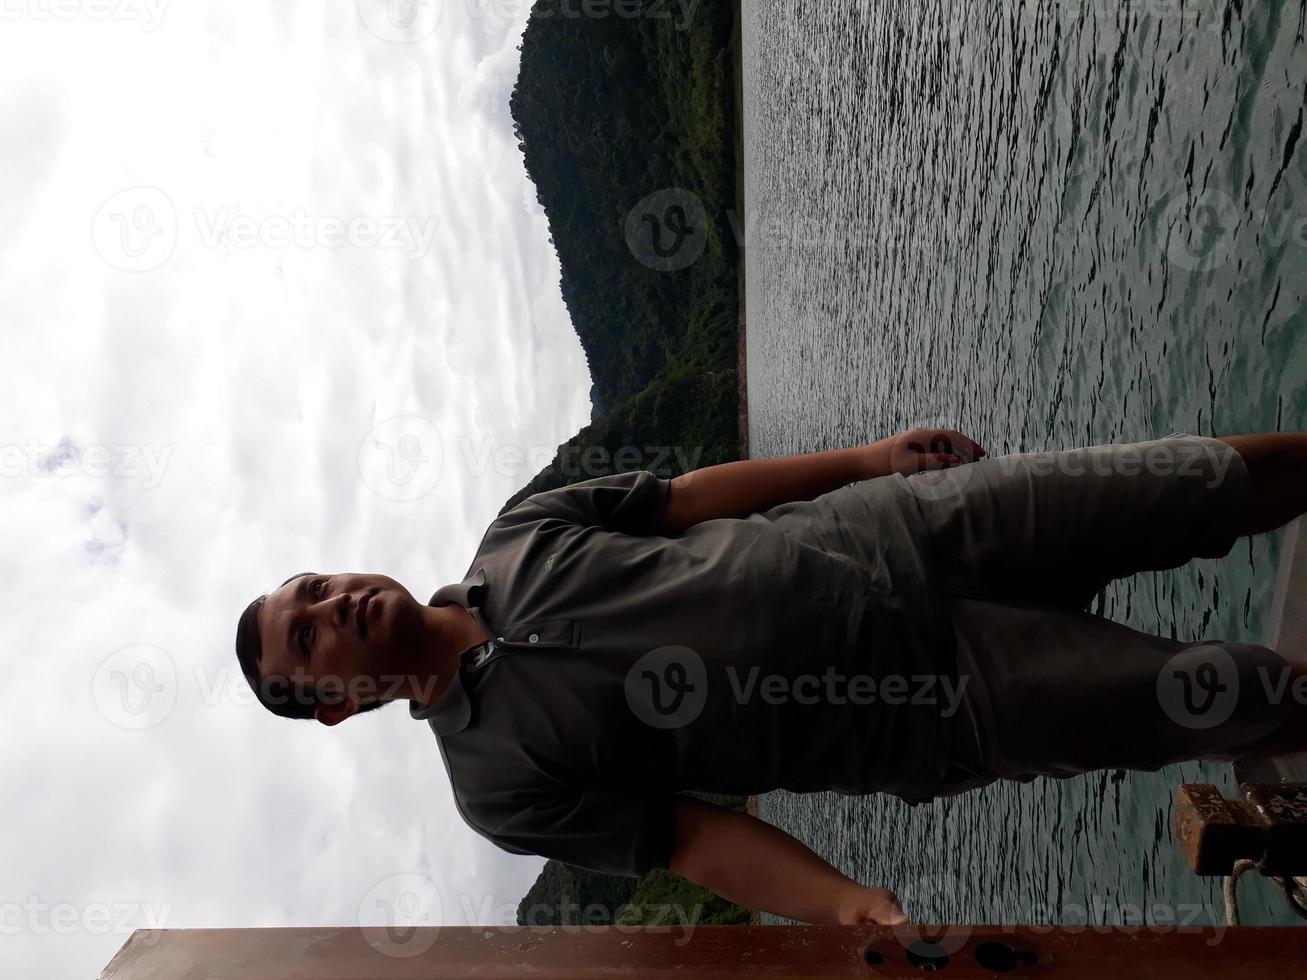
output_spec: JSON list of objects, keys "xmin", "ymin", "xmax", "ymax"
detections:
[
  {"xmin": 308, "ymin": 590, "xmax": 350, "ymax": 630},
  {"xmin": 332, "ymin": 591, "xmax": 352, "ymax": 629}
]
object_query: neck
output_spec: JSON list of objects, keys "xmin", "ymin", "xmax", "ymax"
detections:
[{"xmin": 402, "ymin": 602, "xmax": 490, "ymax": 707}]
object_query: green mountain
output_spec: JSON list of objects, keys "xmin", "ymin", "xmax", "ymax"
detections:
[
  {"xmin": 516, "ymin": 794, "xmax": 752, "ymax": 927},
  {"xmin": 507, "ymin": 0, "xmax": 741, "ymax": 445}
]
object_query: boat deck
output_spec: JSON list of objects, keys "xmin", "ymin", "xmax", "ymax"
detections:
[{"xmin": 1234, "ymin": 518, "xmax": 1307, "ymax": 784}]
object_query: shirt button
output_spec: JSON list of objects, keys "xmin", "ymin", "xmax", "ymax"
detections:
[{"xmin": 528, "ymin": 633, "xmax": 539, "ymax": 643}]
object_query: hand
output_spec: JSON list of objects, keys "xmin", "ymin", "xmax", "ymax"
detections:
[
  {"xmin": 835, "ymin": 885, "xmax": 910, "ymax": 926},
  {"xmin": 884, "ymin": 426, "xmax": 986, "ymax": 476}
]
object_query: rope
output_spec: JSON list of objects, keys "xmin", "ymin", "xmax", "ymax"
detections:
[
  {"xmin": 1223, "ymin": 861, "xmax": 1307, "ymax": 925},
  {"xmin": 1223, "ymin": 859, "xmax": 1258, "ymax": 926}
]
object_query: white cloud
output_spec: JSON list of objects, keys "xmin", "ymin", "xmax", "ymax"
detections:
[{"xmin": 0, "ymin": 2, "xmax": 587, "ymax": 976}]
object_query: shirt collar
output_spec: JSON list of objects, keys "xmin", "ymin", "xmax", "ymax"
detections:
[{"xmin": 409, "ymin": 566, "xmax": 488, "ymax": 735}]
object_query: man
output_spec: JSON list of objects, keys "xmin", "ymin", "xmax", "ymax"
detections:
[{"xmin": 234, "ymin": 427, "xmax": 1307, "ymax": 927}]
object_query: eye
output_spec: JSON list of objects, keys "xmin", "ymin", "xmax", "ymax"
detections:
[
  {"xmin": 299, "ymin": 624, "xmax": 313, "ymax": 660},
  {"xmin": 312, "ymin": 577, "xmax": 326, "ymax": 598}
]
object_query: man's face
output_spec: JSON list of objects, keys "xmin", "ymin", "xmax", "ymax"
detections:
[{"xmin": 256, "ymin": 571, "xmax": 426, "ymax": 724}]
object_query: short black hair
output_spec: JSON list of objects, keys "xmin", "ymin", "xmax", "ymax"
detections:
[{"xmin": 235, "ymin": 570, "xmax": 390, "ymax": 721}]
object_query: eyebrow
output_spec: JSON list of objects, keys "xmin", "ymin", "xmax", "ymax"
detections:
[{"xmin": 282, "ymin": 575, "xmax": 313, "ymax": 664}]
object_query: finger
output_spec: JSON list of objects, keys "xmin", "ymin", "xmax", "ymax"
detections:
[
  {"xmin": 881, "ymin": 896, "xmax": 909, "ymax": 925},
  {"xmin": 922, "ymin": 453, "xmax": 960, "ymax": 470},
  {"xmin": 954, "ymin": 433, "xmax": 986, "ymax": 460},
  {"xmin": 946, "ymin": 428, "xmax": 982, "ymax": 459},
  {"xmin": 937, "ymin": 429, "xmax": 986, "ymax": 461}
]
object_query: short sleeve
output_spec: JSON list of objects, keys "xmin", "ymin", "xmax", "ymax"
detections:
[
  {"xmin": 479, "ymin": 787, "xmax": 680, "ymax": 878},
  {"xmin": 505, "ymin": 469, "xmax": 673, "ymax": 536}
]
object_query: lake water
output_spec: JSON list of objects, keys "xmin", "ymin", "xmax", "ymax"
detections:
[{"xmin": 741, "ymin": 0, "xmax": 1307, "ymax": 927}]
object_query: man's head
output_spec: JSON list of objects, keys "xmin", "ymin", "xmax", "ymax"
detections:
[{"xmin": 235, "ymin": 571, "xmax": 431, "ymax": 725}]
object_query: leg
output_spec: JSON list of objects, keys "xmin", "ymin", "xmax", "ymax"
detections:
[
  {"xmin": 1239, "ymin": 661, "xmax": 1307, "ymax": 757},
  {"xmin": 907, "ymin": 434, "xmax": 1255, "ymax": 609},
  {"xmin": 1217, "ymin": 433, "xmax": 1307, "ymax": 536},
  {"xmin": 943, "ymin": 595, "xmax": 1304, "ymax": 783}
]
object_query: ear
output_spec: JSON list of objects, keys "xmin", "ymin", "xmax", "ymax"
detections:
[{"xmin": 314, "ymin": 696, "xmax": 360, "ymax": 727}]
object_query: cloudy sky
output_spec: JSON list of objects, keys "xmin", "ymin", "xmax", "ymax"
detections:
[{"xmin": 0, "ymin": 2, "xmax": 593, "ymax": 975}]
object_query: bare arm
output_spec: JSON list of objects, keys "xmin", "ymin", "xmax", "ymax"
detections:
[
  {"xmin": 667, "ymin": 795, "xmax": 908, "ymax": 925},
  {"xmin": 656, "ymin": 427, "xmax": 985, "ymax": 535}
]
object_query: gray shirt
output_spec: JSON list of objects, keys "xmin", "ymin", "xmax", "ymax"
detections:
[{"xmin": 410, "ymin": 468, "xmax": 958, "ymax": 877}]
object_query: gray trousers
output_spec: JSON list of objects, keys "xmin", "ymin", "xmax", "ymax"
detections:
[{"xmin": 900, "ymin": 435, "xmax": 1297, "ymax": 793}]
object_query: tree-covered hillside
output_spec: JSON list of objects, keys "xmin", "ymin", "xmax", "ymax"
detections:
[
  {"xmin": 509, "ymin": 0, "xmax": 740, "ymax": 420},
  {"xmin": 516, "ymin": 794, "xmax": 751, "ymax": 927}
]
